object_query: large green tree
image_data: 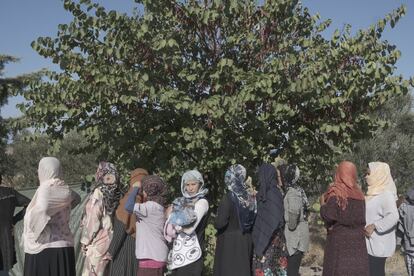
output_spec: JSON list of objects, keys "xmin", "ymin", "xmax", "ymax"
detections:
[{"xmin": 20, "ymin": 0, "xmax": 413, "ymax": 200}]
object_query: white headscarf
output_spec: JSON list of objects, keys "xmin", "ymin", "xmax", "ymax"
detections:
[
  {"xmin": 365, "ymin": 162, "xmax": 397, "ymax": 201},
  {"xmin": 23, "ymin": 157, "xmax": 72, "ymax": 253},
  {"xmin": 37, "ymin": 156, "xmax": 63, "ymax": 183},
  {"xmin": 180, "ymin": 169, "xmax": 208, "ymax": 199}
]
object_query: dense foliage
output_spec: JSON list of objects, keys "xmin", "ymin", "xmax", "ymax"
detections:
[{"xmin": 18, "ymin": 0, "xmax": 413, "ymax": 200}]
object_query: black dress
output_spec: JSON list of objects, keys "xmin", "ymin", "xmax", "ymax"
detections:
[
  {"xmin": 108, "ymin": 217, "xmax": 137, "ymax": 276},
  {"xmin": 0, "ymin": 187, "xmax": 30, "ymax": 271},
  {"xmin": 213, "ymin": 192, "xmax": 253, "ymax": 276}
]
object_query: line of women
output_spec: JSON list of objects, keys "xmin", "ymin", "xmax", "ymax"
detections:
[
  {"xmin": 319, "ymin": 161, "xmax": 411, "ymax": 276},
  {"xmin": 17, "ymin": 158, "xmax": 211, "ymax": 276},
  {"xmin": 6, "ymin": 156, "xmax": 412, "ymax": 276},
  {"xmin": 15, "ymin": 156, "xmax": 311, "ymax": 276}
]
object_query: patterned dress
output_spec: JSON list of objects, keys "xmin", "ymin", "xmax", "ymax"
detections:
[
  {"xmin": 253, "ymin": 230, "xmax": 288, "ymax": 276},
  {"xmin": 81, "ymin": 188, "xmax": 113, "ymax": 276}
]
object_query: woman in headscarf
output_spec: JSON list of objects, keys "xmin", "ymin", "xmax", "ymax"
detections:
[
  {"xmin": 23, "ymin": 157, "xmax": 81, "ymax": 276},
  {"xmin": 168, "ymin": 169, "xmax": 209, "ymax": 276},
  {"xmin": 125, "ymin": 174, "xmax": 169, "ymax": 276},
  {"xmin": 108, "ymin": 168, "xmax": 148, "ymax": 276},
  {"xmin": 252, "ymin": 163, "xmax": 287, "ymax": 276},
  {"xmin": 397, "ymin": 186, "xmax": 414, "ymax": 276},
  {"xmin": 0, "ymin": 181, "xmax": 30, "ymax": 275},
  {"xmin": 278, "ymin": 164, "xmax": 309, "ymax": 276},
  {"xmin": 319, "ymin": 161, "xmax": 368, "ymax": 276},
  {"xmin": 213, "ymin": 164, "xmax": 256, "ymax": 276},
  {"xmin": 364, "ymin": 162, "xmax": 399, "ymax": 276},
  {"xmin": 80, "ymin": 161, "xmax": 122, "ymax": 276}
]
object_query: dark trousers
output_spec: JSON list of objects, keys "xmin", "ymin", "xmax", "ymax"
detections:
[
  {"xmin": 288, "ymin": 251, "xmax": 303, "ymax": 276},
  {"xmin": 368, "ymin": 255, "xmax": 386, "ymax": 276}
]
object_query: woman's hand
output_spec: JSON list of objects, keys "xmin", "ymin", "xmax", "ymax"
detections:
[
  {"xmin": 319, "ymin": 194, "xmax": 326, "ymax": 206},
  {"xmin": 132, "ymin": 181, "xmax": 142, "ymax": 188},
  {"xmin": 364, "ymin": 224, "xmax": 376, "ymax": 237},
  {"xmin": 165, "ymin": 205, "xmax": 173, "ymax": 217}
]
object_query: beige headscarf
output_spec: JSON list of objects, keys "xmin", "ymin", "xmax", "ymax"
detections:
[
  {"xmin": 365, "ymin": 162, "xmax": 397, "ymax": 201},
  {"xmin": 23, "ymin": 157, "xmax": 72, "ymax": 253}
]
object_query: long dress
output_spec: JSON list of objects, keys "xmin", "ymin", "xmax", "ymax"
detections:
[
  {"xmin": 0, "ymin": 187, "xmax": 30, "ymax": 271},
  {"xmin": 108, "ymin": 217, "xmax": 137, "ymax": 276},
  {"xmin": 320, "ymin": 197, "xmax": 369, "ymax": 276},
  {"xmin": 81, "ymin": 188, "xmax": 113, "ymax": 276},
  {"xmin": 252, "ymin": 230, "xmax": 288, "ymax": 276},
  {"xmin": 213, "ymin": 192, "xmax": 253, "ymax": 276}
]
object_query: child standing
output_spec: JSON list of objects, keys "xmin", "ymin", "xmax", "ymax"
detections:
[{"xmin": 125, "ymin": 175, "xmax": 168, "ymax": 276}]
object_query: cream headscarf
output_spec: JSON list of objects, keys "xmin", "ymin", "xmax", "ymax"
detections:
[
  {"xmin": 23, "ymin": 157, "xmax": 72, "ymax": 253},
  {"xmin": 365, "ymin": 162, "xmax": 397, "ymax": 201}
]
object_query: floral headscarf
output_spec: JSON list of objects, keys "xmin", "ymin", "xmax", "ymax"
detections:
[
  {"xmin": 94, "ymin": 161, "xmax": 122, "ymax": 215},
  {"xmin": 141, "ymin": 175, "xmax": 168, "ymax": 206},
  {"xmin": 225, "ymin": 164, "xmax": 256, "ymax": 211},
  {"xmin": 225, "ymin": 164, "xmax": 257, "ymax": 233}
]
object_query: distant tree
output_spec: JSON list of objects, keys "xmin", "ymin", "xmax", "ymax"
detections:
[
  {"xmin": 0, "ymin": 55, "xmax": 23, "ymax": 183},
  {"xmin": 20, "ymin": 0, "xmax": 413, "ymax": 199},
  {"xmin": 8, "ymin": 131, "xmax": 99, "ymax": 188},
  {"xmin": 343, "ymin": 94, "xmax": 414, "ymax": 194}
]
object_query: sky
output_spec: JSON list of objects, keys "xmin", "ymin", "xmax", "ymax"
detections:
[{"xmin": 1, "ymin": 0, "xmax": 413, "ymax": 118}]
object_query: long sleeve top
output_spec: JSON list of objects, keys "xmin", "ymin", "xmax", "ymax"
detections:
[
  {"xmin": 125, "ymin": 187, "xmax": 168, "ymax": 262},
  {"xmin": 365, "ymin": 190, "xmax": 399, "ymax": 257},
  {"xmin": 182, "ymin": 198, "xmax": 208, "ymax": 235},
  {"xmin": 284, "ymin": 187, "xmax": 309, "ymax": 256}
]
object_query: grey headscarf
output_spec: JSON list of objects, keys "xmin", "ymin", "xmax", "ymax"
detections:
[{"xmin": 180, "ymin": 169, "xmax": 208, "ymax": 199}]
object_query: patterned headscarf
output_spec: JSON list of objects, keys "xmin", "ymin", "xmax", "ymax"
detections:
[
  {"xmin": 142, "ymin": 175, "xmax": 167, "ymax": 206},
  {"xmin": 325, "ymin": 161, "xmax": 365, "ymax": 210},
  {"xmin": 225, "ymin": 164, "xmax": 257, "ymax": 233},
  {"xmin": 225, "ymin": 164, "xmax": 256, "ymax": 211},
  {"xmin": 94, "ymin": 161, "xmax": 122, "ymax": 215},
  {"xmin": 180, "ymin": 169, "xmax": 208, "ymax": 199}
]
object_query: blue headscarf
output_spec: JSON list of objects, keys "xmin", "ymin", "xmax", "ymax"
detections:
[{"xmin": 225, "ymin": 164, "xmax": 257, "ymax": 233}]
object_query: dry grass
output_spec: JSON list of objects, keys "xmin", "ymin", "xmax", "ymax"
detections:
[{"xmin": 386, "ymin": 250, "xmax": 406, "ymax": 276}]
